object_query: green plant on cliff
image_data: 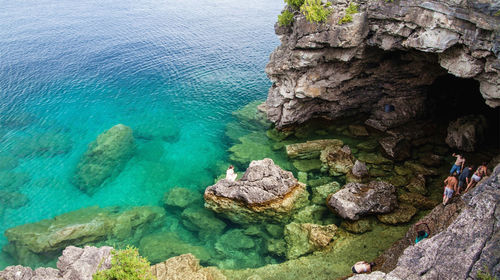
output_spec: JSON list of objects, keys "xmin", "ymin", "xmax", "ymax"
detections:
[
  {"xmin": 477, "ymin": 265, "xmax": 495, "ymax": 280},
  {"xmin": 285, "ymin": 0, "xmax": 305, "ymax": 10},
  {"xmin": 495, "ymin": 10, "xmax": 500, "ymax": 16},
  {"xmin": 93, "ymin": 246, "xmax": 156, "ymax": 280},
  {"xmin": 338, "ymin": 2, "xmax": 359, "ymax": 24},
  {"xmin": 278, "ymin": 10, "xmax": 295, "ymax": 26},
  {"xmin": 300, "ymin": 0, "xmax": 332, "ymax": 23}
]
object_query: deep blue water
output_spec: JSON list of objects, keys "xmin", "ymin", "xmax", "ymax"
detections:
[{"xmin": 0, "ymin": 0, "xmax": 283, "ymax": 269}]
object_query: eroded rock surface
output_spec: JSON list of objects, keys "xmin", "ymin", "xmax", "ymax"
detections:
[
  {"xmin": 445, "ymin": 114, "xmax": 487, "ymax": 152},
  {"xmin": 327, "ymin": 181, "xmax": 397, "ymax": 220},
  {"xmin": 204, "ymin": 158, "xmax": 308, "ymax": 224},
  {"xmin": 266, "ymin": 0, "xmax": 500, "ymax": 129}
]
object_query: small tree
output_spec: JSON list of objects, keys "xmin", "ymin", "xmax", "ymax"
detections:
[
  {"xmin": 278, "ymin": 10, "xmax": 295, "ymax": 26},
  {"xmin": 93, "ymin": 246, "xmax": 156, "ymax": 280},
  {"xmin": 285, "ymin": 0, "xmax": 305, "ymax": 10},
  {"xmin": 300, "ymin": 0, "xmax": 332, "ymax": 23}
]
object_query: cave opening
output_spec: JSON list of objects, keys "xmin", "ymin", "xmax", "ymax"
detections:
[{"xmin": 426, "ymin": 74, "xmax": 500, "ymax": 148}]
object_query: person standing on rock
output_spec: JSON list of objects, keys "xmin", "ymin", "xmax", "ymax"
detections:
[
  {"xmin": 450, "ymin": 153, "xmax": 465, "ymax": 175},
  {"xmin": 457, "ymin": 165, "xmax": 473, "ymax": 195},
  {"xmin": 464, "ymin": 162, "xmax": 488, "ymax": 193},
  {"xmin": 443, "ymin": 172, "xmax": 457, "ymax": 205},
  {"xmin": 351, "ymin": 261, "xmax": 375, "ymax": 274},
  {"xmin": 226, "ymin": 165, "xmax": 237, "ymax": 182}
]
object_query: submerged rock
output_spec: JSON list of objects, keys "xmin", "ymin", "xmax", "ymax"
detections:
[
  {"xmin": 3, "ymin": 206, "xmax": 165, "ymax": 265},
  {"xmin": 286, "ymin": 139, "xmax": 343, "ymax": 160},
  {"xmin": 405, "ymin": 174, "xmax": 427, "ymax": 195},
  {"xmin": 151, "ymin": 254, "xmax": 227, "ymax": 280},
  {"xmin": 445, "ymin": 114, "xmax": 487, "ymax": 152},
  {"xmin": 284, "ymin": 222, "xmax": 337, "ymax": 259},
  {"xmin": 320, "ymin": 145, "xmax": 354, "ymax": 176},
  {"xmin": 377, "ymin": 204, "xmax": 417, "ymax": 225},
  {"xmin": 204, "ymin": 158, "xmax": 308, "ymax": 224},
  {"xmin": 181, "ymin": 207, "xmax": 227, "ymax": 238},
  {"xmin": 340, "ymin": 218, "xmax": 376, "ymax": 234},
  {"xmin": 134, "ymin": 122, "xmax": 180, "ymax": 143},
  {"xmin": 72, "ymin": 124, "xmax": 135, "ymax": 194},
  {"xmin": 0, "ymin": 190, "xmax": 28, "ymax": 209},
  {"xmin": 327, "ymin": 181, "xmax": 398, "ymax": 221},
  {"xmin": 378, "ymin": 136, "xmax": 411, "ymax": 161},
  {"xmin": 311, "ymin": 181, "xmax": 341, "ymax": 205},
  {"xmin": 398, "ymin": 192, "xmax": 437, "ymax": 210},
  {"xmin": 163, "ymin": 187, "xmax": 201, "ymax": 209}
]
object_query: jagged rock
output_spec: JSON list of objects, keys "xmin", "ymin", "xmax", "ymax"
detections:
[
  {"xmin": 284, "ymin": 222, "xmax": 337, "ymax": 259},
  {"xmin": 378, "ymin": 137, "xmax": 411, "ymax": 161},
  {"xmin": 286, "ymin": 139, "xmax": 343, "ymax": 160},
  {"xmin": 445, "ymin": 114, "xmax": 487, "ymax": 152},
  {"xmin": 320, "ymin": 145, "xmax": 354, "ymax": 176},
  {"xmin": 4, "ymin": 206, "xmax": 164, "ymax": 265},
  {"xmin": 204, "ymin": 158, "xmax": 309, "ymax": 224},
  {"xmin": 405, "ymin": 174, "xmax": 427, "ymax": 195},
  {"xmin": 377, "ymin": 204, "xmax": 417, "ymax": 225},
  {"xmin": 139, "ymin": 232, "xmax": 211, "ymax": 264},
  {"xmin": 0, "ymin": 246, "xmax": 112, "ymax": 280},
  {"xmin": 151, "ymin": 254, "xmax": 226, "ymax": 280},
  {"xmin": 327, "ymin": 181, "xmax": 398, "ymax": 220},
  {"xmin": 311, "ymin": 181, "xmax": 341, "ymax": 205},
  {"xmin": 265, "ymin": 0, "xmax": 500, "ymax": 129},
  {"xmin": 398, "ymin": 192, "xmax": 437, "ymax": 210},
  {"xmin": 348, "ymin": 125, "xmax": 369, "ymax": 137},
  {"xmin": 340, "ymin": 218, "xmax": 376, "ymax": 234},
  {"xmin": 72, "ymin": 124, "xmax": 135, "ymax": 194},
  {"xmin": 163, "ymin": 187, "xmax": 201, "ymax": 209},
  {"xmin": 352, "ymin": 160, "xmax": 368, "ymax": 178}
]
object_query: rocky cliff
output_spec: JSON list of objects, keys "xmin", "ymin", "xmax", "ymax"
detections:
[{"xmin": 266, "ymin": 0, "xmax": 500, "ymax": 129}]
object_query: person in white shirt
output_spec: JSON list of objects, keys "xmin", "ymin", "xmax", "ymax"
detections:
[{"xmin": 226, "ymin": 165, "xmax": 237, "ymax": 182}]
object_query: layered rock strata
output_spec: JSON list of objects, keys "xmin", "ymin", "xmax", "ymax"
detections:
[
  {"xmin": 266, "ymin": 0, "xmax": 500, "ymax": 129},
  {"xmin": 204, "ymin": 158, "xmax": 308, "ymax": 224}
]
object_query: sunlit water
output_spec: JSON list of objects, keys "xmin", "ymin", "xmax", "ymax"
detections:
[{"xmin": 0, "ymin": 0, "xmax": 284, "ymax": 269}]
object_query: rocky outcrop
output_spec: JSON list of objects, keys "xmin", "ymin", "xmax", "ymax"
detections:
[
  {"xmin": 3, "ymin": 206, "xmax": 164, "ymax": 266},
  {"xmin": 72, "ymin": 124, "xmax": 135, "ymax": 194},
  {"xmin": 266, "ymin": 0, "xmax": 500, "ymax": 129},
  {"xmin": 445, "ymin": 114, "xmax": 488, "ymax": 152},
  {"xmin": 151, "ymin": 254, "xmax": 226, "ymax": 280},
  {"xmin": 0, "ymin": 246, "xmax": 112, "ymax": 280},
  {"xmin": 286, "ymin": 139, "xmax": 343, "ymax": 159},
  {"xmin": 327, "ymin": 181, "xmax": 398, "ymax": 220},
  {"xmin": 204, "ymin": 158, "xmax": 308, "ymax": 224}
]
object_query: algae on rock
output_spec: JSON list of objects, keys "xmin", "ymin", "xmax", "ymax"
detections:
[{"xmin": 72, "ymin": 124, "xmax": 135, "ymax": 194}]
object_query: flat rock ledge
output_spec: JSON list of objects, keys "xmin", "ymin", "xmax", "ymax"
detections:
[
  {"xmin": 327, "ymin": 181, "xmax": 398, "ymax": 221},
  {"xmin": 0, "ymin": 246, "xmax": 113, "ymax": 280},
  {"xmin": 348, "ymin": 164, "xmax": 500, "ymax": 279},
  {"xmin": 204, "ymin": 158, "xmax": 308, "ymax": 224}
]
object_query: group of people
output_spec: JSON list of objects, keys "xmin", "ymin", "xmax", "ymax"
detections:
[{"xmin": 442, "ymin": 153, "xmax": 488, "ymax": 205}]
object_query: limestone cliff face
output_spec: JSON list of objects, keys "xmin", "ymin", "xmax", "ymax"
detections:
[{"xmin": 266, "ymin": 0, "xmax": 500, "ymax": 129}]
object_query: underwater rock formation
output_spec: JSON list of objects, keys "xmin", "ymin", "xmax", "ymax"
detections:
[
  {"xmin": 286, "ymin": 139, "xmax": 343, "ymax": 159},
  {"xmin": 266, "ymin": 0, "xmax": 500, "ymax": 129},
  {"xmin": 327, "ymin": 181, "xmax": 398, "ymax": 220},
  {"xmin": 445, "ymin": 114, "xmax": 487, "ymax": 152},
  {"xmin": 0, "ymin": 246, "xmax": 113, "ymax": 280},
  {"xmin": 320, "ymin": 145, "xmax": 354, "ymax": 176},
  {"xmin": 3, "ymin": 206, "xmax": 165, "ymax": 266},
  {"xmin": 151, "ymin": 254, "xmax": 227, "ymax": 280},
  {"xmin": 72, "ymin": 124, "xmax": 135, "ymax": 194},
  {"xmin": 163, "ymin": 187, "xmax": 201, "ymax": 209},
  {"xmin": 284, "ymin": 222, "xmax": 337, "ymax": 259},
  {"xmin": 204, "ymin": 158, "xmax": 308, "ymax": 224}
]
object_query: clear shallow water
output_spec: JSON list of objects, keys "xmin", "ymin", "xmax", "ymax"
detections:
[{"xmin": 0, "ymin": 0, "xmax": 283, "ymax": 269}]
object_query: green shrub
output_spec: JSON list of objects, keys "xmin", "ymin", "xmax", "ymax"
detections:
[
  {"xmin": 300, "ymin": 0, "xmax": 332, "ymax": 23},
  {"xmin": 278, "ymin": 10, "xmax": 295, "ymax": 26},
  {"xmin": 338, "ymin": 2, "xmax": 359, "ymax": 24},
  {"xmin": 477, "ymin": 265, "xmax": 494, "ymax": 280},
  {"xmin": 93, "ymin": 246, "xmax": 155, "ymax": 280},
  {"xmin": 495, "ymin": 10, "xmax": 500, "ymax": 16},
  {"xmin": 285, "ymin": 0, "xmax": 305, "ymax": 10}
]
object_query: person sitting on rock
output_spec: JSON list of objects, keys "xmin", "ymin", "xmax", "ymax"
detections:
[
  {"xmin": 414, "ymin": 221, "xmax": 430, "ymax": 244},
  {"xmin": 449, "ymin": 153, "xmax": 465, "ymax": 175},
  {"xmin": 226, "ymin": 165, "xmax": 237, "ymax": 182},
  {"xmin": 351, "ymin": 261, "xmax": 375, "ymax": 274},
  {"xmin": 443, "ymin": 172, "xmax": 457, "ymax": 205},
  {"xmin": 457, "ymin": 165, "xmax": 473, "ymax": 195},
  {"xmin": 464, "ymin": 162, "xmax": 488, "ymax": 193}
]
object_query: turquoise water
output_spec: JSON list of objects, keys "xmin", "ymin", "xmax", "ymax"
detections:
[{"xmin": 0, "ymin": 0, "xmax": 284, "ymax": 269}]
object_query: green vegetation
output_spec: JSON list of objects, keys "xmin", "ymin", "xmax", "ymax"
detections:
[
  {"xmin": 477, "ymin": 265, "xmax": 495, "ymax": 280},
  {"xmin": 495, "ymin": 10, "xmax": 500, "ymax": 16},
  {"xmin": 300, "ymin": 0, "xmax": 332, "ymax": 23},
  {"xmin": 278, "ymin": 10, "xmax": 295, "ymax": 26},
  {"xmin": 93, "ymin": 246, "xmax": 156, "ymax": 280},
  {"xmin": 285, "ymin": 0, "xmax": 305, "ymax": 9},
  {"xmin": 338, "ymin": 2, "xmax": 359, "ymax": 24}
]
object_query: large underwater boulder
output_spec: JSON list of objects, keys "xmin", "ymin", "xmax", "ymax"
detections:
[
  {"xmin": 204, "ymin": 158, "xmax": 308, "ymax": 224},
  {"xmin": 327, "ymin": 181, "xmax": 398, "ymax": 221},
  {"xmin": 72, "ymin": 124, "xmax": 135, "ymax": 194},
  {"xmin": 284, "ymin": 222, "xmax": 337, "ymax": 259},
  {"xmin": 286, "ymin": 139, "xmax": 343, "ymax": 160},
  {"xmin": 320, "ymin": 145, "xmax": 355, "ymax": 176},
  {"xmin": 151, "ymin": 254, "xmax": 227, "ymax": 280}
]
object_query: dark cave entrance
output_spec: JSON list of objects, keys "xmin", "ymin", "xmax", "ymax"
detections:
[{"xmin": 426, "ymin": 74, "xmax": 500, "ymax": 148}]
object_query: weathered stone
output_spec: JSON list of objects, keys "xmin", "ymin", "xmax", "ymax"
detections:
[
  {"xmin": 286, "ymin": 139, "xmax": 343, "ymax": 159},
  {"xmin": 311, "ymin": 181, "xmax": 341, "ymax": 205},
  {"xmin": 403, "ymin": 161, "xmax": 437, "ymax": 176},
  {"xmin": 405, "ymin": 174, "xmax": 427, "ymax": 195},
  {"xmin": 151, "ymin": 254, "xmax": 227, "ymax": 280},
  {"xmin": 284, "ymin": 222, "xmax": 337, "ymax": 259},
  {"xmin": 378, "ymin": 136, "xmax": 411, "ymax": 161},
  {"xmin": 348, "ymin": 125, "xmax": 369, "ymax": 137},
  {"xmin": 320, "ymin": 145, "xmax": 354, "ymax": 176},
  {"xmin": 292, "ymin": 159, "xmax": 322, "ymax": 172},
  {"xmin": 398, "ymin": 192, "xmax": 437, "ymax": 210},
  {"xmin": 351, "ymin": 160, "xmax": 368, "ymax": 178},
  {"xmin": 204, "ymin": 158, "xmax": 309, "ymax": 224},
  {"xmin": 340, "ymin": 218, "xmax": 376, "ymax": 234},
  {"xmin": 357, "ymin": 152, "xmax": 392, "ymax": 165},
  {"xmin": 163, "ymin": 187, "xmax": 200, "ymax": 209},
  {"xmin": 181, "ymin": 207, "xmax": 226, "ymax": 236},
  {"xmin": 356, "ymin": 140, "xmax": 379, "ymax": 152},
  {"xmin": 72, "ymin": 124, "xmax": 135, "ymax": 194},
  {"xmin": 57, "ymin": 246, "xmax": 113, "ymax": 280},
  {"xmin": 377, "ymin": 204, "xmax": 417, "ymax": 225},
  {"xmin": 327, "ymin": 181, "xmax": 398, "ymax": 220},
  {"xmin": 445, "ymin": 114, "xmax": 487, "ymax": 152},
  {"xmin": 292, "ymin": 205, "xmax": 328, "ymax": 224},
  {"xmin": 387, "ymin": 176, "xmax": 409, "ymax": 188}
]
